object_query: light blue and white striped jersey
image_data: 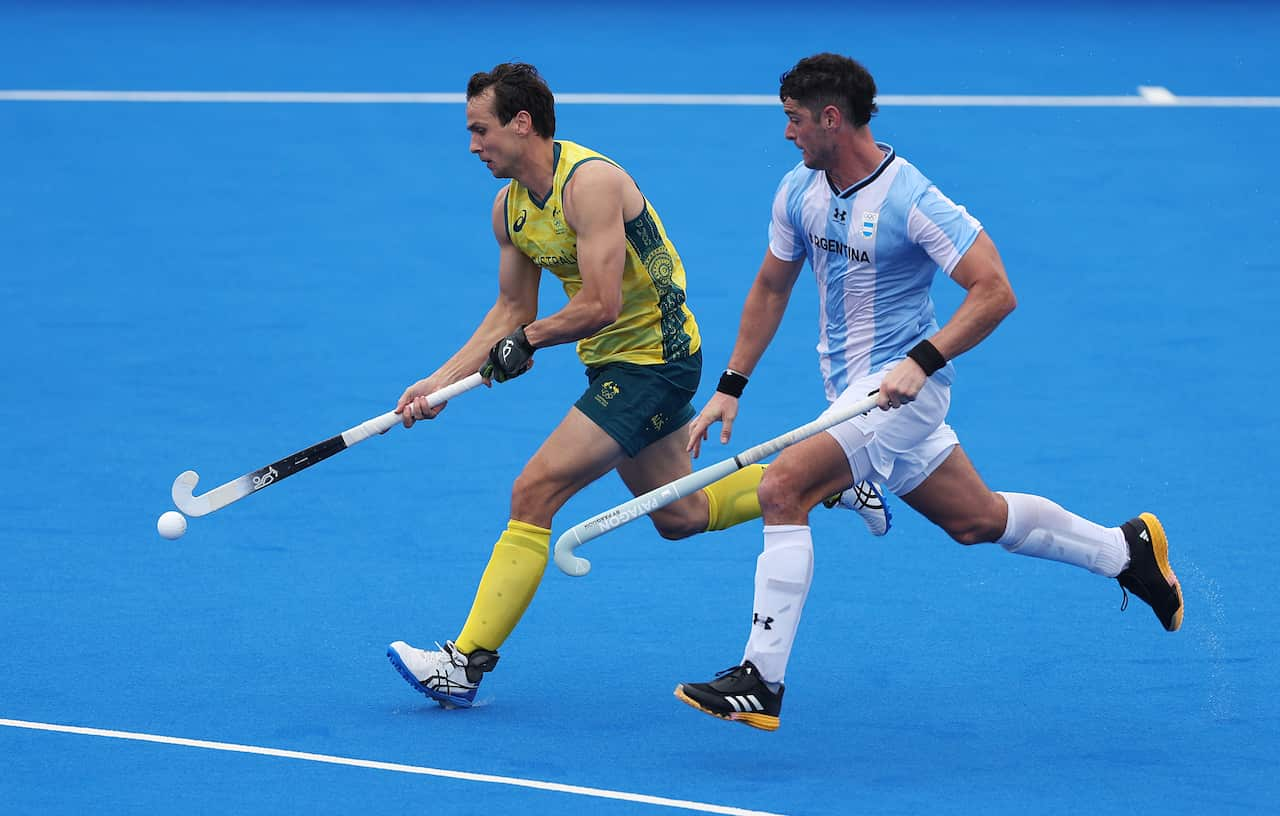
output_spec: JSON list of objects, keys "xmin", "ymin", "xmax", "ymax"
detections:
[{"xmin": 769, "ymin": 143, "xmax": 982, "ymax": 401}]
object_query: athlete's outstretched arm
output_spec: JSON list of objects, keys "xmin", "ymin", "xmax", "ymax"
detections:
[
  {"xmin": 521, "ymin": 161, "xmax": 627, "ymax": 349},
  {"xmin": 398, "ymin": 188, "xmax": 541, "ymax": 424},
  {"xmin": 877, "ymin": 230, "xmax": 1016, "ymax": 408},
  {"xmin": 688, "ymin": 249, "xmax": 804, "ymax": 456}
]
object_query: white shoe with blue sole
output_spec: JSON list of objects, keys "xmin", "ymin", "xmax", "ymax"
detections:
[{"xmin": 387, "ymin": 639, "xmax": 498, "ymax": 709}]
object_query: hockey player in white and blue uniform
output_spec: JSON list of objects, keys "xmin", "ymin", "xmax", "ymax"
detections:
[{"xmin": 675, "ymin": 52, "xmax": 1183, "ymax": 732}]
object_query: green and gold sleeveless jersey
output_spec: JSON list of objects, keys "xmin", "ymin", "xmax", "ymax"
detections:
[{"xmin": 504, "ymin": 140, "xmax": 700, "ymax": 366}]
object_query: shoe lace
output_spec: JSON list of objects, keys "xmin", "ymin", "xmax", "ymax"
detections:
[
  {"xmin": 714, "ymin": 664, "xmax": 749, "ymax": 680},
  {"xmin": 434, "ymin": 641, "xmax": 468, "ymax": 669}
]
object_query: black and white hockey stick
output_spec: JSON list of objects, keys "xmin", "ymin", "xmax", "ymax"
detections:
[
  {"xmin": 171, "ymin": 372, "xmax": 485, "ymax": 517},
  {"xmin": 553, "ymin": 391, "xmax": 881, "ymax": 576}
]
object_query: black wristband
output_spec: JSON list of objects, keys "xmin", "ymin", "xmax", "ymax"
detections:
[
  {"xmin": 716, "ymin": 369, "xmax": 749, "ymax": 398},
  {"xmin": 906, "ymin": 339, "xmax": 946, "ymax": 377}
]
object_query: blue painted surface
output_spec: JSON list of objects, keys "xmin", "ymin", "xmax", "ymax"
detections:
[{"xmin": 1, "ymin": 2, "xmax": 1277, "ymax": 814}]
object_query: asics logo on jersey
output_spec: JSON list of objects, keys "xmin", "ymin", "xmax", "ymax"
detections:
[
  {"xmin": 753, "ymin": 613, "xmax": 774, "ymax": 630},
  {"xmin": 513, "ymin": 209, "xmax": 528, "ymax": 232},
  {"xmin": 810, "ymin": 232, "xmax": 869, "ymax": 263}
]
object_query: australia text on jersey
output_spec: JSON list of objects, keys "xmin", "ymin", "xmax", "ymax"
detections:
[{"xmin": 534, "ymin": 252, "xmax": 578, "ymax": 267}]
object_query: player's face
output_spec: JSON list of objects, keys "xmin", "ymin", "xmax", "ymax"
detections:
[
  {"xmin": 782, "ymin": 98, "xmax": 833, "ymax": 170},
  {"xmin": 466, "ymin": 91, "xmax": 519, "ymax": 178}
]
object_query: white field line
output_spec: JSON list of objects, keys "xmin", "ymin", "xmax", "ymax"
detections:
[
  {"xmin": 0, "ymin": 718, "xmax": 786, "ymax": 816},
  {"xmin": 1138, "ymin": 85, "xmax": 1179, "ymax": 104},
  {"xmin": 0, "ymin": 89, "xmax": 1278, "ymax": 107}
]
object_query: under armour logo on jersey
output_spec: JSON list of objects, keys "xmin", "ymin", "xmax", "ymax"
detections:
[
  {"xmin": 832, "ymin": 207, "xmax": 847, "ymax": 223},
  {"xmin": 753, "ymin": 613, "xmax": 774, "ymax": 630}
]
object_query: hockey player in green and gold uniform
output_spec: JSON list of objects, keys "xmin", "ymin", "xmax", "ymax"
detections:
[{"xmin": 386, "ymin": 63, "xmax": 889, "ymax": 708}]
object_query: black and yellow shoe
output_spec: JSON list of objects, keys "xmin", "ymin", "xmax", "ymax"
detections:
[
  {"xmin": 674, "ymin": 661, "xmax": 783, "ymax": 731},
  {"xmin": 1117, "ymin": 512, "xmax": 1183, "ymax": 632}
]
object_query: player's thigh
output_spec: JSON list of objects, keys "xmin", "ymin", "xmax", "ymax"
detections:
[
  {"xmin": 596, "ymin": 356, "xmax": 702, "ymax": 534},
  {"xmin": 515, "ymin": 407, "xmax": 626, "ymax": 511},
  {"xmin": 761, "ymin": 432, "xmax": 855, "ymax": 514},
  {"xmin": 516, "ymin": 352, "xmax": 698, "ymax": 512},
  {"xmin": 612, "ymin": 421, "xmax": 708, "ymax": 538},
  {"xmin": 824, "ymin": 364, "xmax": 953, "ymax": 495},
  {"xmin": 899, "ymin": 445, "xmax": 1006, "ymax": 543},
  {"xmin": 613, "ymin": 419, "xmax": 693, "ymax": 493}
]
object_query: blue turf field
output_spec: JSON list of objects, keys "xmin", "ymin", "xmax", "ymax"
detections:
[{"xmin": 2, "ymin": 2, "xmax": 1279, "ymax": 814}]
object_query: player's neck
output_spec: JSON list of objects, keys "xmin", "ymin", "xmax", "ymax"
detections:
[
  {"xmin": 515, "ymin": 138, "xmax": 558, "ymax": 200},
  {"xmin": 825, "ymin": 130, "xmax": 884, "ymax": 191}
]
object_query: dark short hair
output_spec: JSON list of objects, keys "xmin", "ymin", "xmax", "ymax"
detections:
[
  {"xmin": 466, "ymin": 62, "xmax": 556, "ymax": 138},
  {"xmin": 779, "ymin": 53, "xmax": 878, "ymax": 127}
]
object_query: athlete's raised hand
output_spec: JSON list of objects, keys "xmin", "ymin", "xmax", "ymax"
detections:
[{"xmin": 687, "ymin": 392, "xmax": 740, "ymax": 458}]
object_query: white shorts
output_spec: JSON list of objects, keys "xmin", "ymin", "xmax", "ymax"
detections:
[{"xmin": 821, "ymin": 364, "xmax": 959, "ymax": 496}]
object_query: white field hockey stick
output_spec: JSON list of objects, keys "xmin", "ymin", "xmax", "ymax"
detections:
[
  {"xmin": 553, "ymin": 391, "xmax": 881, "ymax": 577},
  {"xmin": 171, "ymin": 372, "xmax": 486, "ymax": 517}
]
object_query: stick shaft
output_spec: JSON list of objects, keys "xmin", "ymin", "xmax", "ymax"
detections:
[
  {"xmin": 172, "ymin": 373, "xmax": 485, "ymax": 517},
  {"xmin": 553, "ymin": 392, "xmax": 880, "ymax": 576}
]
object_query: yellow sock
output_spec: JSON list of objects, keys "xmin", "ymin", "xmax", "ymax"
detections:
[
  {"xmin": 455, "ymin": 519, "xmax": 551, "ymax": 654},
  {"xmin": 701, "ymin": 464, "xmax": 766, "ymax": 531}
]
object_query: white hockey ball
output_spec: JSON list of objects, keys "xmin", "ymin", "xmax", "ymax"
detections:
[{"xmin": 157, "ymin": 510, "xmax": 187, "ymax": 540}]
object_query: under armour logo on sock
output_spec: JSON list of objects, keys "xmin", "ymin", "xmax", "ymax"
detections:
[{"xmin": 753, "ymin": 613, "xmax": 774, "ymax": 630}]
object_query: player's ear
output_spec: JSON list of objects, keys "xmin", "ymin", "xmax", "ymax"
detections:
[
  {"xmin": 823, "ymin": 104, "xmax": 841, "ymax": 130},
  {"xmin": 513, "ymin": 110, "xmax": 532, "ymax": 135}
]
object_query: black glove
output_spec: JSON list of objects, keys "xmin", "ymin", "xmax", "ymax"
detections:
[{"xmin": 481, "ymin": 325, "xmax": 536, "ymax": 383}]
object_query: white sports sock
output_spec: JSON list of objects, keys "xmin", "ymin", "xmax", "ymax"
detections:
[
  {"xmin": 742, "ymin": 525, "xmax": 814, "ymax": 685},
  {"xmin": 996, "ymin": 492, "xmax": 1128, "ymax": 577}
]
